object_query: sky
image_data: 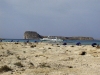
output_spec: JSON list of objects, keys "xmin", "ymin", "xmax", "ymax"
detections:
[{"xmin": 0, "ymin": 0, "xmax": 100, "ymax": 39}]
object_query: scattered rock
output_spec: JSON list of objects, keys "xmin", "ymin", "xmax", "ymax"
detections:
[
  {"xmin": 80, "ymin": 51, "xmax": 87, "ymax": 55},
  {"xmin": 92, "ymin": 43, "xmax": 97, "ymax": 47},
  {"xmin": 63, "ymin": 43, "xmax": 67, "ymax": 45}
]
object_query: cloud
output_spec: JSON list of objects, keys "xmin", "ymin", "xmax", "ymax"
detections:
[
  {"xmin": 3, "ymin": 0, "xmax": 70, "ymax": 16},
  {"xmin": 0, "ymin": 0, "xmax": 100, "ymax": 38}
]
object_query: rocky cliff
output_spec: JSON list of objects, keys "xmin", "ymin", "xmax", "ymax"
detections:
[
  {"xmin": 24, "ymin": 31, "xmax": 94, "ymax": 40},
  {"xmin": 24, "ymin": 31, "xmax": 42, "ymax": 39}
]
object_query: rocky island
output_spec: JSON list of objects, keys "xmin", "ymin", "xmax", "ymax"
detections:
[
  {"xmin": 24, "ymin": 31, "xmax": 42, "ymax": 39},
  {"xmin": 24, "ymin": 31, "xmax": 94, "ymax": 40}
]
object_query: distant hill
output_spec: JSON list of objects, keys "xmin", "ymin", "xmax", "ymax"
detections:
[
  {"xmin": 24, "ymin": 31, "xmax": 94, "ymax": 40},
  {"xmin": 43, "ymin": 36, "xmax": 94, "ymax": 40}
]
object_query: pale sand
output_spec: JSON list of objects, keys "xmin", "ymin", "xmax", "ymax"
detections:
[{"xmin": 0, "ymin": 42, "xmax": 100, "ymax": 75}]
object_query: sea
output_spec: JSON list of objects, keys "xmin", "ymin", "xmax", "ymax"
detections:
[{"xmin": 1, "ymin": 39, "xmax": 100, "ymax": 45}]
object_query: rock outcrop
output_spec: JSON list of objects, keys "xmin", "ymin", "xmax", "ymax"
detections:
[
  {"xmin": 24, "ymin": 31, "xmax": 94, "ymax": 40},
  {"xmin": 24, "ymin": 31, "xmax": 42, "ymax": 39}
]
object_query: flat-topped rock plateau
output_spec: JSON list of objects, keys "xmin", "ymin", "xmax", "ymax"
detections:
[{"xmin": 0, "ymin": 42, "xmax": 100, "ymax": 75}]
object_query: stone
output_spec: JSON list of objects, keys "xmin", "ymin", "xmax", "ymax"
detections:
[{"xmin": 24, "ymin": 31, "xmax": 42, "ymax": 39}]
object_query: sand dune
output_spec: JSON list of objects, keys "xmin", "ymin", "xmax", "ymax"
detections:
[{"xmin": 0, "ymin": 42, "xmax": 100, "ymax": 75}]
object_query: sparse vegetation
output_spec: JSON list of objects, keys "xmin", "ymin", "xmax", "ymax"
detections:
[
  {"xmin": 23, "ymin": 42, "xmax": 27, "ymax": 45},
  {"xmin": 1, "ymin": 46, "xmax": 4, "ymax": 49},
  {"xmin": 57, "ymin": 46, "xmax": 60, "ymax": 47},
  {"xmin": 48, "ymin": 47, "xmax": 51, "ymax": 49},
  {"xmin": 56, "ymin": 44, "xmax": 59, "ymax": 45},
  {"xmin": 7, "ymin": 50, "xmax": 13, "ymax": 55},
  {"xmin": 0, "ymin": 65, "xmax": 12, "ymax": 72},
  {"xmin": 14, "ymin": 62, "xmax": 24, "ymax": 67},
  {"xmin": 30, "ymin": 45, "xmax": 36, "ymax": 48},
  {"xmin": 71, "ymin": 45, "xmax": 74, "ymax": 47},
  {"xmin": 96, "ymin": 45, "xmax": 100, "ymax": 49},
  {"xmin": 14, "ymin": 42, "xmax": 19, "ymax": 44},
  {"xmin": 68, "ymin": 66, "xmax": 73, "ymax": 68},
  {"xmin": 39, "ymin": 63, "xmax": 51, "ymax": 68},
  {"xmin": 16, "ymin": 56, "xmax": 21, "ymax": 60},
  {"xmin": 80, "ymin": 51, "xmax": 86, "ymax": 55},
  {"xmin": 28, "ymin": 42, "xmax": 32, "ymax": 45},
  {"xmin": 23, "ymin": 51, "xmax": 26, "ymax": 53}
]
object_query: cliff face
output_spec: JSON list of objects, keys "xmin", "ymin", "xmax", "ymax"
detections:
[
  {"xmin": 24, "ymin": 31, "xmax": 42, "ymax": 39},
  {"xmin": 24, "ymin": 31, "xmax": 94, "ymax": 40}
]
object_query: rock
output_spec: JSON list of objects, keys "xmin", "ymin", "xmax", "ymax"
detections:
[
  {"xmin": 76, "ymin": 42, "xmax": 81, "ymax": 46},
  {"xmin": 91, "ymin": 43, "xmax": 97, "ymax": 47},
  {"xmin": 24, "ymin": 31, "xmax": 94, "ymax": 40},
  {"xmin": 63, "ymin": 43, "xmax": 67, "ymax": 45},
  {"xmin": 24, "ymin": 31, "xmax": 42, "ymax": 39}
]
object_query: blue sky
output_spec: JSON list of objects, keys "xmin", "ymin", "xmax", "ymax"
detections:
[{"xmin": 0, "ymin": 0, "xmax": 100, "ymax": 39}]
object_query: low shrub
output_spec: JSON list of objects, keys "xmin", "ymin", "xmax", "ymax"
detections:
[
  {"xmin": 48, "ymin": 47, "xmax": 51, "ymax": 49},
  {"xmin": 80, "ymin": 51, "xmax": 86, "ymax": 55},
  {"xmin": 39, "ymin": 63, "xmax": 51, "ymax": 68},
  {"xmin": 0, "ymin": 65, "xmax": 12, "ymax": 72},
  {"xmin": 30, "ymin": 45, "xmax": 36, "ymax": 48},
  {"xmin": 71, "ymin": 45, "xmax": 74, "ymax": 47},
  {"xmin": 14, "ymin": 62, "xmax": 24, "ymax": 67}
]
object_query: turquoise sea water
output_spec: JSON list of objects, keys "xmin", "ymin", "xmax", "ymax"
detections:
[{"xmin": 1, "ymin": 39, "xmax": 100, "ymax": 45}]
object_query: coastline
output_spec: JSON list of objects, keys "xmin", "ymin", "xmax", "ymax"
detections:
[{"xmin": 1, "ymin": 39, "xmax": 100, "ymax": 45}]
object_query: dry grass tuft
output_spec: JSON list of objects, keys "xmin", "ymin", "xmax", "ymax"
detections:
[
  {"xmin": 14, "ymin": 62, "xmax": 24, "ymax": 67},
  {"xmin": 96, "ymin": 45, "xmax": 100, "ymax": 49},
  {"xmin": 71, "ymin": 45, "xmax": 74, "ymax": 47},
  {"xmin": 30, "ymin": 45, "xmax": 36, "ymax": 48},
  {"xmin": 48, "ymin": 47, "xmax": 51, "ymax": 49},
  {"xmin": 38, "ymin": 63, "xmax": 51, "ymax": 68},
  {"xmin": 0, "ymin": 65, "xmax": 12, "ymax": 73},
  {"xmin": 0, "ymin": 46, "xmax": 4, "ymax": 49},
  {"xmin": 14, "ymin": 42, "xmax": 19, "ymax": 44},
  {"xmin": 80, "ymin": 51, "xmax": 86, "ymax": 55}
]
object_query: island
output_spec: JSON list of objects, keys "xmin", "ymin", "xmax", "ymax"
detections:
[{"xmin": 24, "ymin": 31, "xmax": 94, "ymax": 40}]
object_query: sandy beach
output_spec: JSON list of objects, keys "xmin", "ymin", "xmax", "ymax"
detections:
[{"xmin": 0, "ymin": 42, "xmax": 100, "ymax": 75}]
